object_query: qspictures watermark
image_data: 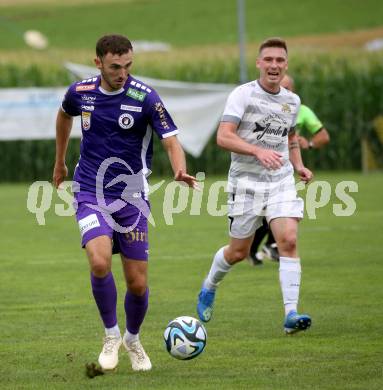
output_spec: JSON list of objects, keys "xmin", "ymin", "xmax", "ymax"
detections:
[{"xmin": 27, "ymin": 174, "xmax": 358, "ymax": 226}]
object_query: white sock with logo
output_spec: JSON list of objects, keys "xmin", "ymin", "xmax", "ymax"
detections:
[
  {"xmin": 279, "ymin": 257, "xmax": 301, "ymax": 316},
  {"xmin": 204, "ymin": 247, "xmax": 232, "ymax": 290},
  {"xmin": 105, "ymin": 324, "xmax": 121, "ymax": 338}
]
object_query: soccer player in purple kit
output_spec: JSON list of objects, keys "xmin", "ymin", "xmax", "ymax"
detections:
[{"xmin": 53, "ymin": 34, "xmax": 197, "ymax": 372}]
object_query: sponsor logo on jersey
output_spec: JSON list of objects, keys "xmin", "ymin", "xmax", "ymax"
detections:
[
  {"xmin": 120, "ymin": 104, "xmax": 142, "ymax": 112},
  {"xmin": 253, "ymin": 113, "xmax": 288, "ymax": 146},
  {"xmin": 81, "ymin": 111, "xmax": 91, "ymax": 130},
  {"xmin": 130, "ymin": 80, "xmax": 152, "ymax": 93},
  {"xmin": 78, "ymin": 213, "xmax": 100, "ymax": 235},
  {"xmin": 76, "ymin": 84, "xmax": 96, "ymax": 92},
  {"xmin": 281, "ymin": 103, "xmax": 291, "ymax": 113},
  {"xmin": 81, "ymin": 95, "xmax": 96, "ymax": 101},
  {"xmin": 125, "ymin": 228, "xmax": 148, "ymax": 243},
  {"xmin": 127, "ymin": 88, "xmax": 147, "ymax": 102},
  {"xmin": 81, "ymin": 105, "xmax": 94, "ymax": 111},
  {"xmin": 154, "ymin": 102, "xmax": 170, "ymax": 130},
  {"xmin": 118, "ymin": 113, "xmax": 135, "ymax": 129}
]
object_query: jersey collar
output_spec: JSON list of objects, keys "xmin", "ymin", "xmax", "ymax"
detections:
[
  {"xmin": 256, "ymin": 79, "xmax": 281, "ymax": 95},
  {"xmin": 98, "ymin": 74, "xmax": 130, "ymax": 95},
  {"xmin": 98, "ymin": 85, "xmax": 125, "ymax": 95}
]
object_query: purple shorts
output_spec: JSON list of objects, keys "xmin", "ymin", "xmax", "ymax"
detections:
[{"xmin": 74, "ymin": 192, "xmax": 149, "ymax": 261}]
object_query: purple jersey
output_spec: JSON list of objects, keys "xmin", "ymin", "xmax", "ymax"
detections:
[{"xmin": 62, "ymin": 74, "xmax": 178, "ymax": 197}]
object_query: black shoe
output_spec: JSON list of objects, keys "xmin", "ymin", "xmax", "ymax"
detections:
[
  {"xmin": 248, "ymin": 251, "xmax": 264, "ymax": 266},
  {"xmin": 262, "ymin": 243, "xmax": 279, "ymax": 262}
]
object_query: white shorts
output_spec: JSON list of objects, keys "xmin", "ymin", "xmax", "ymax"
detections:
[{"xmin": 227, "ymin": 175, "xmax": 304, "ymax": 239}]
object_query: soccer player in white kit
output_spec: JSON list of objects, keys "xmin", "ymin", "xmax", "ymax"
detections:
[{"xmin": 197, "ymin": 38, "xmax": 313, "ymax": 334}]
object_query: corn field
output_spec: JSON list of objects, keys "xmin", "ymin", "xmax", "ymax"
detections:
[{"xmin": 1, "ymin": 54, "xmax": 383, "ymax": 181}]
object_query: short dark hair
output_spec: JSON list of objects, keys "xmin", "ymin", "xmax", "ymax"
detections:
[
  {"xmin": 259, "ymin": 37, "xmax": 288, "ymax": 55},
  {"xmin": 96, "ymin": 34, "xmax": 133, "ymax": 58}
]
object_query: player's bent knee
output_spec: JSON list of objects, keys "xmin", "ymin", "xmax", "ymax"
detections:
[
  {"xmin": 226, "ymin": 248, "xmax": 249, "ymax": 264},
  {"xmin": 278, "ymin": 234, "xmax": 297, "ymax": 253},
  {"xmin": 89, "ymin": 256, "xmax": 111, "ymax": 277},
  {"xmin": 127, "ymin": 281, "xmax": 147, "ymax": 296}
]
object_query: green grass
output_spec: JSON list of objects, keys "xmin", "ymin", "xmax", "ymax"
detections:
[
  {"xmin": 1, "ymin": 172, "xmax": 383, "ymax": 389},
  {"xmin": 0, "ymin": 0, "xmax": 383, "ymax": 50}
]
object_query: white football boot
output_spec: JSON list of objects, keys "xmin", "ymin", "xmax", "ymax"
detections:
[
  {"xmin": 98, "ymin": 335, "xmax": 122, "ymax": 370},
  {"xmin": 123, "ymin": 336, "xmax": 152, "ymax": 371}
]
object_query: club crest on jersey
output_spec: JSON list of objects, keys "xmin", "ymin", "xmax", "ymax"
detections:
[
  {"xmin": 118, "ymin": 113, "xmax": 134, "ymax": 129},
  {"xmin": 81, "ymin": 111, "xmax": 91, "ymax": 131},
  {"xmin": 281, "ymin": 103, "xmax": 291, "ymax": 113}
]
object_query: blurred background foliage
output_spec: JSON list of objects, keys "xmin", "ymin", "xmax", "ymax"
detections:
[{"xmin": 1, "ymin": 0, "xmax": 383, "ymax": 180}]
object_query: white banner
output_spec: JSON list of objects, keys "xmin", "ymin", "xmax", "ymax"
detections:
[
  {"xmin": 0, "ymin": 87, "xmax": 81, "ymax": 139},
  {"xmin": 0, "ymin": 63, "xmax": 234, "ymax": 157}
]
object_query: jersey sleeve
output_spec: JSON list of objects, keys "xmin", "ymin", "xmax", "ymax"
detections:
[
  {"xmin": 287, "ymin": 94, "xmax": 301, "ymax": 134},
  {"xmin": 145, "ymin": 90, "xmax": 178, "ymax": 139},
  {"xmin": 291, "ymin": 94, "xmax": 301, "ymax": 128},
  {"xmin": 300, "ymin": 105, "xmax": 323, "ymax": 134},
  {"xmin": 221, "ymin": 85, "xmax": 248, "ymax": 124},
  {"xmin": 61, "ymin": 84, "xmax": 81, "ymax": 116}
]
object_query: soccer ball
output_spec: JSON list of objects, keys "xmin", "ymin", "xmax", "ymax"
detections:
[{"xmin": 164, "ymin": 316, "xmax": 207, "ymax": 360}]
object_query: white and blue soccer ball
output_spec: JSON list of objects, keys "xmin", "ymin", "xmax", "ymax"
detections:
[{"xmin": 164, "ymin": 316, "xmax": 207, "ymax": 360}]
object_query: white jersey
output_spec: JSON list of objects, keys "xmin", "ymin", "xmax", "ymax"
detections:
[{"xmin": 222, "ymin": 80, "xmax": 301, "ymax": 190}]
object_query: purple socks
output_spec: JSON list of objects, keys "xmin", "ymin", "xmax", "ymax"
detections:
[
  {"xmin": 124, "ymin": 288, "xmax": 149, "ymax": 335},
  {"xmin": 91, "ymin": 272, "xmax": 149, "ymax": 334},
  {"xmin": 91, "ymin": 272, "xmax": 117, "ymax": 328}
]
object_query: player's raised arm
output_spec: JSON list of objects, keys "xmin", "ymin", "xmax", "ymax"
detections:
[
  {"xmin": 53, "ymin": 108, "xmax": 73, "ymax": 188},
  {"xmin": 161, "ymin": 135, "xmax": 198, "ymax": 189}
]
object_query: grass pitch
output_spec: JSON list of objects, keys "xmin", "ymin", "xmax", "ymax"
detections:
[{"xmin": 0, "ymin": 172, "xmax": 382, "ymax": 389}]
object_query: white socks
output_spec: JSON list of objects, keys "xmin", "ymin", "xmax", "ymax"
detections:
[
  {"xmin": 105, "ymin": 325, "xmax": 139, "ymax": 344},
  {"xmin": 124, "ymin": 330, "xmax": 139, "ymax": 344},
  {"xmin": 279, "ymin": 256, "xmax": 301, "ymax": 315},
  {"xmin": 203, "ymin": 250, "xmax": 302, "ymax": 316},
  {"xmin": 204, "ymin": 247, "xmax": 232, "ymax": 290},
  {"xmin": 105, "ymin": 324, "xmax": 121, "ymax": 338}
]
